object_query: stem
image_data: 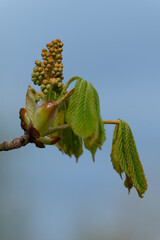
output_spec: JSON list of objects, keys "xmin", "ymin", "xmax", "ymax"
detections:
[
  {"xmin": 0, "ymin": 120, "xmax": 119, "ymax": 151},
  {"xmin": 103, "ymin": 120, "xmax": 120, "ymax": 124},
  {"xmin": 45, "ymin": 120, "xmax": 119, "ymax": 136},
  {"xmin": 0, "ymin": 134, "xmax": 30, "ymax": 151},
  {"xmin": 44, "ymin": 124, "xmax": 70, "ymax": 136}
]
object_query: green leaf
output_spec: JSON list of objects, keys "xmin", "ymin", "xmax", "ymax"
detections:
[
  {"xmin": 115, "ymin": 120, "xmax": 130, "ymax": 176},
  {"xmin": 124, "ymin": 121, "xmax": 148, "ymax": 197},
  {"xmin": 26, "ymin": 86, "xmax": 37, "ymax": 122},
  {"xmin": 66, "ymin": 78, "xmax": 105, "ymax": 160},
  {"xmin": 66, "ymin": 78, "xmax": 98, "ymax": 138},
  {"xmin": 84, "ymin": 109, "xmax": 105, "ymax": 161},
  {"xmin": 110, "ymin": 119, "xmax": 147, "ymax": 197},
  {"xmin": 58, "ymin": 128, "xmax": 83, "ymax": 161},
  {"xmin": 52, "ymin": 102, "xmax": 83, "ymax": 161},
  {"xmin": 110, "ymin": 124, "xmax": 123, "ymax": 177}
]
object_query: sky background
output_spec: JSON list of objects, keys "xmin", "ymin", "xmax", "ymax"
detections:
[{"xmin": 0, "ymin": 0, "xmax": 160, "ymax": 239}]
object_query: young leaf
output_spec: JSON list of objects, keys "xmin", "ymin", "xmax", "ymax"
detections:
[
  {"xmin": 52, "ymin": 103, "xmax": 83, "ymax": 161},
  {"xmin": 84, "ymin": 126, "xmax": 105, "ymax": 161},
  {"xmin": 84, "ymin": 85, "xmax": 105, "ymax": 146},
  {"xmin": 115, "ymin": 120, "xmax": 130, "ymax": 176},
  {"xmin": 124, "ymin": 122, "xmax": 148, "ymax": 197},
  {"xmin": 110, "ymin": 119, "xmax": 147, "ymax": 197},
  {"xmin": 110, "ymin": 120, "xmax": 129, "ymax": 176},
  {"xmin": 110, "ymin": 124, "xmax": 123, "ymax": 177},
  {"xmin": 84, "ymin": 107, "xmax": 105, "ymax": 161},
  {"xmin": 26, "ymin": 86, "xmax": 37, "ymax": 122},
  {"xmin": 66, "ymin": 78, "xmax": 105, "ymax": 160},
  {"xmin": 58, "ymin": 128, "xmax": 83, "ymax": 161},
  {"xmin": 66, "ymin": 78, "xmax": 99, "ymax": 138}
]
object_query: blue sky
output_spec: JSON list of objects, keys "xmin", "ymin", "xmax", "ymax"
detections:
[{"xmin": 0, "ymin": 0, "xmax": 160, "ymax": 239}]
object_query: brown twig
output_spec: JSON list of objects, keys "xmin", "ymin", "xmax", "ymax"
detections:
[{"xmin": 0, "ymin": 134, "xmax": 30, "ymax": 151}]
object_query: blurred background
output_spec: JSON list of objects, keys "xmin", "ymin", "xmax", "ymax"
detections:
[{"xmin": 0, "ymin": 0, "xmax": 159, "ymax": 239}]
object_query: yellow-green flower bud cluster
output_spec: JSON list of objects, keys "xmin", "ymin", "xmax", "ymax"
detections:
[{"xmin": 31, "ymin": 39, "xmax": 64, "ymax": 94}]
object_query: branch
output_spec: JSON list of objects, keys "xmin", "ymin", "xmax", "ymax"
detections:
[
  {"xmin": 0, "ymin": 120, "xmax": 119, "ymax": 152},
  {"xmin": 0, "ymin": 134, "xmax": 30, "ymax": 151}
]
